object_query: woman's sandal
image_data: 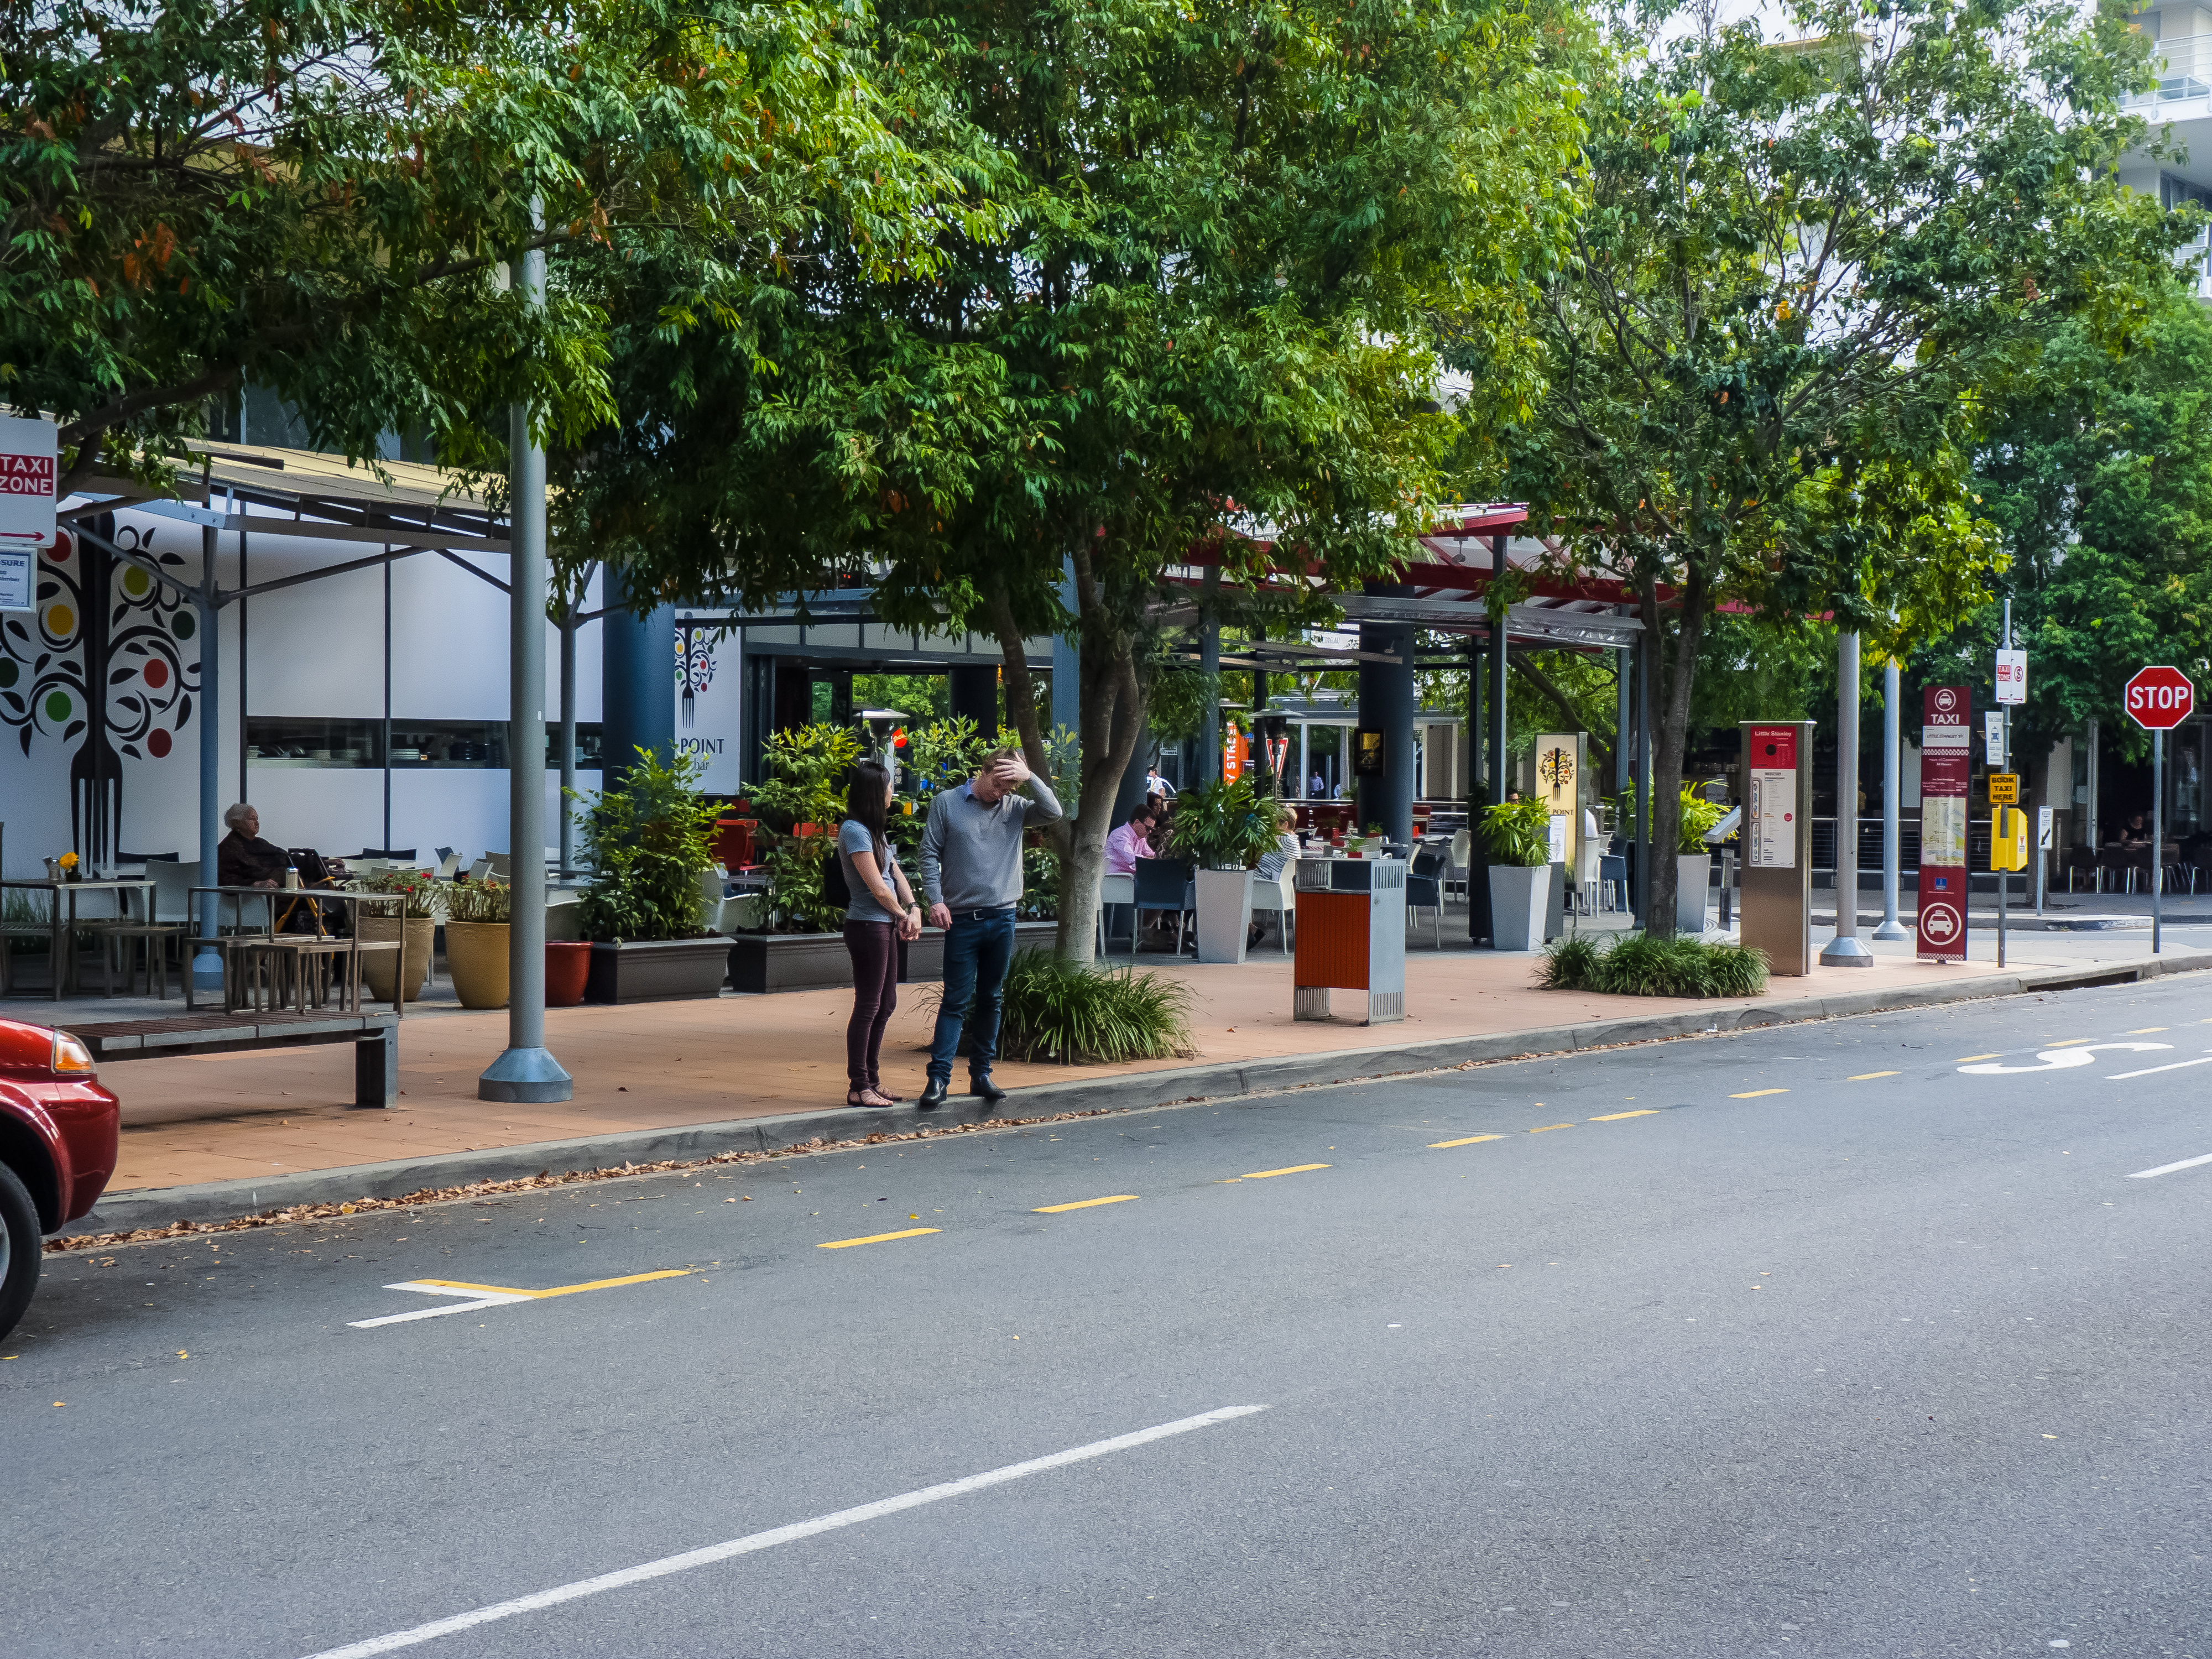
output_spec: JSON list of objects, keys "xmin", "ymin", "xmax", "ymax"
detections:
[{"xmin": 851, "ymin": 1087, "xmax": 896, "ymax": 1108}]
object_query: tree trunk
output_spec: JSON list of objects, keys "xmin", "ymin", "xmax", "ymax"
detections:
[
  {"xmin": 1639, "ymin": 561, "xmax": 1710, "ymax": 939},
  {"xmin": 988, "ymin": 552, "xmax": 1145, "ymax": 963}
]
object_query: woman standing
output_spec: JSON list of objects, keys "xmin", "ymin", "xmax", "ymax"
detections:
[{"xmin": 838, "ymin": 760, "xmax": 924, "ymax": 1107}]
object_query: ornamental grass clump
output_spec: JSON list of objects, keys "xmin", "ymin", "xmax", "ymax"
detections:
[
  {"xmin": 1539, "ymin": 932, "xmax": 1768, "ymax": 999},
  {"xmin": 926, "ymin": 951, "xmax": 1196, "ymax": 1066}
]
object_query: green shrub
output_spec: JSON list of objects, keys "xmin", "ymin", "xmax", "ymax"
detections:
[
  {"xmin": 445, "ymin": 877, "xmax": 511, "ymax": 924},
  {"xmin": 572, "ymin": 747, "xmax": 719, "ymax": 942},
  {"xmin": 1481, "ymin": 797, "xmax": 1554, "ymax": 867},
  {"xmin": 1161, "ymin": 776, "xmax": 1281, "ymax": 870},
  {"xmin": 349, "ymin": 867, "xmax": 440, "ymax": 919},
  {"xmin": 1539, "ymin": 931, "xmax": 1769, "ymax": 998},
  {"xmin": 1676, "ymin": 787, "xmax": 1729, "ymax": 853},
  {"xmin": 922, "ymin": 950, "xmax": 1196, "ymax": 1065}
]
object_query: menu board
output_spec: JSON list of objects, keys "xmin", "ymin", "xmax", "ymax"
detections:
[
  {"xmin": 1745, "ymin": 724, "xmax": 1798, "ymax": 868},
  {"xmin": 1917, "ymin": 685, "xmax": 1973, "ymax": 960}
]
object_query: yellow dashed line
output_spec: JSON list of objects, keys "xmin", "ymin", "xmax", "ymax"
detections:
[
  {"xmin": 1033, "ymin": 1195, "xmax": 1139, "ymax": 1214},
  {"xmin": 1590, "ymin": 1109, "xmax": 1661, "ymax": 1121},
  {"xmin": 818, "ymin": 1228, "xmax": 940, "ymax": 1250},
  {"xmin": 413, "ymin": 1270, "xmax": 690, "ymax": 1299},
  {"xmin": 1240, "ymin": 1164, "xmax": 1332, "ymax": 1180},
  {"xmin": 1430, "ymin": 1134, "xmax": 1505, "ymax": 1148},
  {"xmin": 1528, "ymin": 1123, "xmax": 1574, "ymax": 1133},
  {"xmin": 2044, "ymin": 1039, "xmax": 2094, "ymax": 1048},
  {"xmin": 2127, "ymin": 1027, "xmax": 2168, "ymax": 1035},
  {"xmin": 1731, "ymin": 1088, "xmax": 1788, "ymax": 1099},
  {"xmin": 1957, "ymin": 1053, "xmax": 2002, "ymax": 1063},
  {"xmin": 1848, "ymin": 1071, "xmax": 1901, "ymax": 1082}
]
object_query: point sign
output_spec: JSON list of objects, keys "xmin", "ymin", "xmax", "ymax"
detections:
[{"xmin": 2125, "ymin": 665, "xmax": 2195, "ymax": 732}]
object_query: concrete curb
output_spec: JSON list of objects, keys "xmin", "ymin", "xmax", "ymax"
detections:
[{"xmin": 64, "ymin": 948, "xmax": 2212, "ymax": 1235}]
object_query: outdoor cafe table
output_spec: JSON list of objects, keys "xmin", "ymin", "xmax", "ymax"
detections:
[
  {"xmin": 186, "ymin": 885, "xmax": 406, "ymax": 1015},
  {"xmin": 0, "ymin": 878, "xmax": 158, "ymax": 1001}
]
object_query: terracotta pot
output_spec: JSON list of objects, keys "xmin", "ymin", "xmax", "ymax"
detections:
[
  {"xmin": 444, "ymin": 921, "xmax": 509, "ymax": 1009},
  {"xmin": 546, "ymin": 941, "xmax": 591, "ymax": 1007},
  {"xmin": 359, "ymin": 914, "xmax": 435, "ymax": 1002}
]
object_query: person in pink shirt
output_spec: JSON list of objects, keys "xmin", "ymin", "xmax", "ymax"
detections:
[{"xmin": 1105, "ymin": 804, "xmax": 1158, "ymax": 875}]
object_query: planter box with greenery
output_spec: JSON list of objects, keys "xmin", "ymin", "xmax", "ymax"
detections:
[
  {"xmin": 921, "ymin": 950, "xmax": 1196, "ymax": 1065},
  {"xmin": 350, "ymin": 868, "xmax": 437, "ymax": 1002},
  {"xmin": 1482, "ymin": 799, "xmax": 1552, "ymax": 952},
  {"xmin": 443, "ymin": 878, "xmax": 511, "ymax": 1009},
  {"xmin": 1161, "ymin": 778, "xmax": 1281, "ymax": 966},
  {"xmin": 570, "ymin": 748, "xmax": 731, "ymax": 1004},
  {"xmin": 727, "ymin": 920, "xmax": 1058, "ymax": 995},
  {"xmin": 1538, "ymin": 933, "xmax": 1768, "ymax": 999}
]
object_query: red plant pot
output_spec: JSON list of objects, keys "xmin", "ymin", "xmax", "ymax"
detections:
[{"xmin": 545, "ymin": 941, "xmax": 592, "ymax": 1008}]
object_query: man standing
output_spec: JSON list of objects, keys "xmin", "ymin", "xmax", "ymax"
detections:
[{"xmin": 919, "ymin": 748, "xmax": 1064, "ymax": 1109}]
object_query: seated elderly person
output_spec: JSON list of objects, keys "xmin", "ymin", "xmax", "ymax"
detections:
[{"xmin": 217, "ymin": 802, "xmax": 293, "ymax": 889}]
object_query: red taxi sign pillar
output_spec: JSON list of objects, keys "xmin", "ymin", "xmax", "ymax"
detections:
[
  {"xmin": 1917, "ymin": 686, "xmax": 1973, "ymax": 962},
  {"xmin": 2125, "ymin": 666, "xmax": 2197, "ymax": 954}
]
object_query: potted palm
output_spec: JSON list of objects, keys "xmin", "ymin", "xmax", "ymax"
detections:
[
  {"xmin": 1160, "ymin": 777, "xmax": 1281, "ymax": 964},
  {"xmin": 351, "ymin": 868, "xmax": 439, "ymax": 1001},
  {"xmin": 1483, "ymin": 798, "xmax": 1553, "ymax": 952},
  {"xmin": 571, "ymin": 747, "xmax": 734, "ymax": 1002},
  {"xmin": 1676, "ymin": 786, "xmax": 1728, "ymax": 937},
  {"xmin": 444, "ymin": 877, "xmax": 511, "ymax": 1009}
]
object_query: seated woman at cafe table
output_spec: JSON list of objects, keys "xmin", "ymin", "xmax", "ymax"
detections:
[{"xmin": 217, "ymin": 802, "xmax": 293, "ymax": 888}]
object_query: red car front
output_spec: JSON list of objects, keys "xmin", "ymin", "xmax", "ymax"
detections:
[{"xmin": 0, "ymin": 1016, "xmax": 123, "ymax": 1340}]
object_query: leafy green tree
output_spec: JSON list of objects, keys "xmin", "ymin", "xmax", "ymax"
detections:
[
  {"xmin": 1460, "ymin": 0, "xmax": 2187, "ymax": 932},
  {"xmin": 567, "ymin": 0, "xmax": 1588, "ymax": 959},
  {"xmin": 3, "ymin": 0, "xmax": 974, "ymax": 492},
  {"xmin": 1919, "ymin": 288, "xmax": 2212, "ymax": 765}
]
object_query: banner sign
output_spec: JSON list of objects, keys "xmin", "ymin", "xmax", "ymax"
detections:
[
  {"xmin": 1995, "ymin": 648, "xmax": 2027, "ymax": 706},
  {"xmin": 0, "ymin": 414, "xmax": 59, "ymax": 550},
  {"xmin": 1918, "ymin": 685, "xmax": 1972, "ymax": 960},
  {"xmin": 1745, "ymin": 724, "xmax": 1798, "ymax": 868}
]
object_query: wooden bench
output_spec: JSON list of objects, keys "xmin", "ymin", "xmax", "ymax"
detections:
[{"xmin": 69, "ymin": 1010, "xmax": 403, "ymax": 1108}]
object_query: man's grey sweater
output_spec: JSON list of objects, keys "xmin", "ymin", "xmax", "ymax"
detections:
[{"xmin": 920, "ymin": 776, "xmax": 1065, "ymax": 910}]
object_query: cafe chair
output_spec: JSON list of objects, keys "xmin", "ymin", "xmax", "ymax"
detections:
[
  {"xmin": 1099, "ymin": 871, "xmax": 1136, "ymax": 956},
  {"xmin": 1247, "ymin": 863, "xmax": 1296, "ymax": 953},
  {"xmin": 1133, "ymin": 856, "xmax": 1196, "ymax": 955},
  {"xmin": 434, "ymin": 847, "xmax": 461, "ymax": 880},
  {"xmin": 1406, "ymin": 847, "xmax": 1447, "ymax": 947}
]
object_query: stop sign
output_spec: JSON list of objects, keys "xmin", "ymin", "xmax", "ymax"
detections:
[{"xmin": 2125, "ymin": 665, "xmax": 2196, "ymax": 731}]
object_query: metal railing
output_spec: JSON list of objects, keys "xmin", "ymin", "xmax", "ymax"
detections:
[{"xmin": 2122, "ymin": 34, "xmax": 2212, "ymax": 104}]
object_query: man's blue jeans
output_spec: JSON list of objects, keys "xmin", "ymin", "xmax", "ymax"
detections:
[{"xmin": 928, "ymin": 907, "xmax": 1018, "ymax": 1084}]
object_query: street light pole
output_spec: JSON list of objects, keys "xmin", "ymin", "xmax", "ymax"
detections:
[
  {"xmin": 1874, "ymin": 658, "xmax": 1908, "ymax": 940},
  {"xmin": 481, "ymin": 213, "xmax": 572, "ymax": 1104},
  {"xmin": 1821, "ymin": 630, "xmax": 1875, "ymax": 966}
]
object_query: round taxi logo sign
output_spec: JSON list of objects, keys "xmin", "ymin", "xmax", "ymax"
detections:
[
  {"xmin": 1933, "ymin": 688, "xmax": 1958, "ymax": 715},
  {"xmin": 1921, "ymin": 900, "xmax": 1963, "ymax": 946},
  {"xmin": 2124, "ymin": 665, "xmax": 2195, "ymax": 732}
]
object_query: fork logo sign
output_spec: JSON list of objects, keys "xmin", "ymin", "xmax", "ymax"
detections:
[{"xmin": 2125, "ymin": 666, "xmax": 2195, "ymax": 731}]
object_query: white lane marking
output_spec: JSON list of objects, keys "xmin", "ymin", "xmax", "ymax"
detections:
[
  {"xmin": 347, "ymin": 1283, "xmax": 534, "ymax": 1329},
  {"xmin": 2107, "ymin": 1051, "xmax": 2212, "ymax": 1082},
  {"xmin": 2127, "ymin": 1151, "xmax": 2212, "ymax": 1180},
  {"xmin": 1960, "ymin": 1043, "xmax": 2171, "ymax": 1076},
  {"xmin": 298, "ymin": 1404, "xmax": 1270, "ymax": 1658}
]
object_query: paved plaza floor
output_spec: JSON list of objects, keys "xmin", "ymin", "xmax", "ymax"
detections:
[{"xmin": 27, "ymin": 901, "xmax": 2209, "ymax": 1201}]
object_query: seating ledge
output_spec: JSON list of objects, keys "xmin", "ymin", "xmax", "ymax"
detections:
[{"xmin": 71, "ymin": 1010, "xmax": 399, "ymax": 1058}]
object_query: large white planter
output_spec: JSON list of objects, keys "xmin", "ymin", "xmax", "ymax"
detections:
[
  {"xmin": 1489, "ymin": 864, "xmax": 1548, "ymax": 952},
  {"xmin": 1193, "ymin": 867, "xmax": 1254, "ymax": 964},
  {"xmin": 1677, "ymin": 853, "xmax": 1713, "ymax": 936}
]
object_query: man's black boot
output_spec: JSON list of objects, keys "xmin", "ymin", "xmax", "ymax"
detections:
[
  {"xmin": 969, "ymin": 1071, "xmax": 1006, "ymax": 1105},
  {"xmin": 917, "ymin": 1078, "xmax": 950, "ymax": 1111}
]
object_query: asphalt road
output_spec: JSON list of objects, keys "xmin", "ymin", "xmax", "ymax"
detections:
[{"xmin": 7, "ymin": 975, "xmax": 2211, "ymax": 1659}]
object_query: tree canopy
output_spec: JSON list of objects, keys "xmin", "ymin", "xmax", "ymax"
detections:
[
  {"xmin": 1458, "ymin": 0, "xmax": 2188, "ymax": 931},
  {"xmin": 3, "ymin": 0, "xmax": 981, "ymax": 493}
]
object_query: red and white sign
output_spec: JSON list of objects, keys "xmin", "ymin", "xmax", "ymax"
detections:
[
  {"xmin": 2124, "ymin": 665, "xmax": 2195, "ymax": 732},
  {"xmin": 0, "ymin": 415, "xmax": 58, "ymax": 549},
  {"xmin": 1995, "ymin": 649, "xmax": 2027, "ymax": 706},
  {"xmin": 1745, "ymin": 724, "xmax": 1798, "ymax": 869},
  {"xmin": 1918, "ymin": 685, "xmax": 1972, "ymax": 962}
]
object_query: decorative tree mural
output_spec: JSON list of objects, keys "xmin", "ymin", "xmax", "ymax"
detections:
[{"xmin": 0, "ymin": 520, "xmax": 201, "ymax": 862}]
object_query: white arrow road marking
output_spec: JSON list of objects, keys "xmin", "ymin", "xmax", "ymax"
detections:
[
  {"xmin": 1960, "ymin": 1043, "xmax": 2171, "ymax": 1076},
  {"xmin": 298, "ymin": 1404, "xmax": 1271, "ymax": 1658},
  {"xmin": 348, "ymin": 1282, "xmax": 535, "ymax": 1328},
  {"xmin": 2129, "ymin": 1151, "xmax": 2212, "ymax": 1179},
  {"xmin": 2107, "ymin": 1051, "xmax": 2212, "ymax": 1081}
]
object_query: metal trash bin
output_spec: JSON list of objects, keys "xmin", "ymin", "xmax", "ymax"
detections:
[{"xmin": 1292, "ymin": 857, "xmax": 1406, "ymax": 1025}]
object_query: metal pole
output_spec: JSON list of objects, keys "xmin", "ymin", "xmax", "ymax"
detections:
[
  {"xmin": 1198, "ymin": 568, "xmax": 1220, "ymax": 787},
  {"xmin": 558, "ymin": 608, "xmax": 577, "ymax": 880},
  {"xmin": 2154, "ymin": 728, "xmax": 2164, "ymax": 954},
  {"xmin": 192, "ymin": 489, "xmax": 224, "ymax": 995},
  {"xmin": 481, "ymin": 213, "xmax": 572, "ymax": 1104},
  {"xmin": 1998, "ymin": 602, "xmax": 2010, "ymax": 967},
  {"xmin": 382, "ymin": 546, "xmax": 393, "ymax": 853},
  {"xmin": 2086, "ymin": 718, "xmax": 2100, "ymax": 863},
  {"xmin": 1874, "ymin": 658, "xmax": 1907, "ymax": 940},
  {"xmin": 1822, "ymin": 630, "xmax": 1874, "ymax": 964},
  {"xmin": 1636, "ymin": 633, "xmax": 1652, "ymax": 926}
]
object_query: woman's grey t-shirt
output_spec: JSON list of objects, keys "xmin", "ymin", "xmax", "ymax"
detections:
[{"xmin": 838, "ymin": 820, "xmax": 899, "ymax": 924}]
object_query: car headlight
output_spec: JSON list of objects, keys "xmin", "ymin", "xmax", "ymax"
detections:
[{"xmin": 51, "ymin": 1031, "xmax": 95, "ymax": 1075}]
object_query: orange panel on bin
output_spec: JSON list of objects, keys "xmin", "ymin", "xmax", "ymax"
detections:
[{"xmin": 1294, "ymin": 891, "xmax": 1371, "ymax": 990}]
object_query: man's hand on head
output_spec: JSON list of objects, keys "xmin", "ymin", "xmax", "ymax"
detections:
[{"xmin": 993, "ymin": 755, "xmax": 1032, "ymax": 789}]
